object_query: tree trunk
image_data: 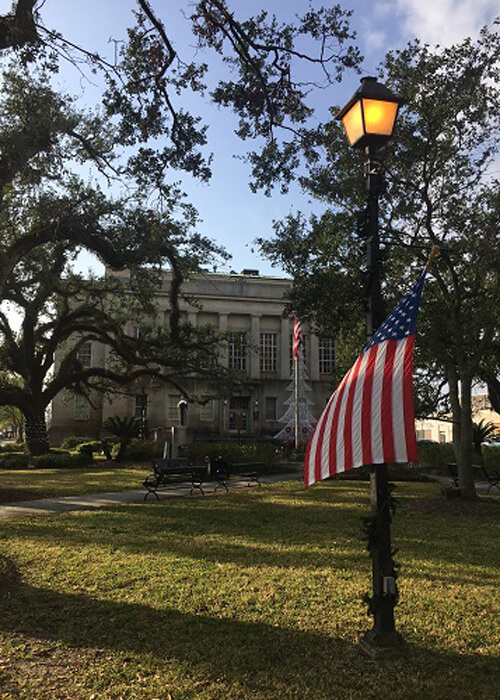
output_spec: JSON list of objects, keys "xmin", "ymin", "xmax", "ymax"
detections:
[
  {"xmin": 115, "ymin": 438, "xmax": 130, "ymax": 462},
  {"xmin": 447, "ymin": 367, "xmax": 461, "ymax": 461},
  {"xmin": 24, "ymin": 413, "xmax": 49, "ymax": 455},
  {"xmin": 457, "ymin": 378, "xmax": 476, "ymax": 499}
]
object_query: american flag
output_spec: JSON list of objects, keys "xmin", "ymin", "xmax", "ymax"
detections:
[
  {"xmin": 304, "ymin": 270, "xmax": 427, "ymax": 487},
  {"xmin": 293, "ymin": 317, "xmax": 302, "ymax": 359}
]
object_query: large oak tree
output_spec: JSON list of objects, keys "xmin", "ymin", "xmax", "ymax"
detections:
[
  {"xmin": 259, "ymin": 27, "xmax": 500, "ymax": 498},
  {"xmin": 0, "ymin": 2, "xmax": 362, "ymax": 452}
]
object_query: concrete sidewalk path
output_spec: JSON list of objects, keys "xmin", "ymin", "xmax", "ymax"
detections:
[
  {"xmin": 422, "ymin": 473, "xmax": 498, "ymax": 495},
  {"xmin": 0, "ymin": 472, "xmax": 301, "ymax": 520}
]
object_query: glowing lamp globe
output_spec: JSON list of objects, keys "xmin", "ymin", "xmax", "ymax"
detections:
[{"xmin": 336, "ymin": 77, "xmax": 402, "ymax": 150}]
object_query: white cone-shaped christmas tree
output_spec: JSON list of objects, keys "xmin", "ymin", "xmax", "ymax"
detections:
[{"xmin": 274, "ymin": 339, "xmax": 316, "ymax": 445}]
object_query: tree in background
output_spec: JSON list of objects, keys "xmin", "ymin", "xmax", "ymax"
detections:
[
  {"xmin": 0, "ymin": 400, "xmax": 24, "ymax": 440},
  {"xmin": 0, "ymin": 221, "xmax": 235, "ymax": 454},
  {"xmin": 0, "ymin": 0, "xmax": 361, "ymax": 221},
  {"xmin": 259, "ymin": 27, "xmax": 500, "ymax": 498},
  {"xmin": 0, "ymin": 2, "xmax": 363, "ymax": 453}
]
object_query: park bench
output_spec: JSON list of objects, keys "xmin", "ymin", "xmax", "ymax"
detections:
[
  {"xmin": 447, "ymin": 462, "xmax": 500, "ymax": 494},
  {"xmin": 472, "ymin": 463, "xmax": 500, "ymax": 494},
  {"xmin": 143, "ymin": 458, "xmax": 207, "ymax": 501},
  {"xmin": 209, "ymin": 457, "xmax": 263, "ymax": 492}
]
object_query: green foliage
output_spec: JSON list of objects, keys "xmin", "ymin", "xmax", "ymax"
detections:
[
  {"xmin": 102, "ymin": 416, "xmax": 142, "ymax": 440},
  {"xmin": 102, "ymin": 416, "xmax": 142, "ymax": 462},
  {"xmin": 0, "ymin": 452, "xmax": 31, "ymax": 469},
  {"xmin": 0, "ymin": 449, "xmax": 89, "ymax": 469},
  {"xmin": 31, "ymin": 452, "xmax": 89, "ymax": 469},
  {"xmin": 0, "ymin": 68, "xmax": 230, "ymax": 456},
  {"xmin": 185, "ymin": 441, "xmax": 283, "ymax": 470},
  {"xmin": 77, "ymin": 441, "xmax": 107, "ymax": 454},
  {"xmin": 121, "ymin": 439, "xmax": 163, "ymax": 462},
  {"xmin": 472, "ymin": 420, "xmax": 498, "ymax": 452},
  {"xmin": 483, "ymin": 445, "xmax": 500, "ymax": 470},
  {"xmin": 0, "ymin": 442, "xmax": 25, "ymax": 453},
  {"xmin": 60, "ymin": 435, "xmax": 97, "ymax": 450},
  {"xmin": 259, "ymin": 27, "xmax": 500, "ymax": 498},
  {"xmin": 415, "ymin": 441, "xmax": 456, "ymax": 471}
]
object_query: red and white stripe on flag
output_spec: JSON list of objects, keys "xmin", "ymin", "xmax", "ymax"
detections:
[
  {"xmin": 293, "ymin": 317, "xmax": 302, "ymax": 358},
  {"xmin": 304, "ymin": 271, "xmax": 427, "ymax": 487}
]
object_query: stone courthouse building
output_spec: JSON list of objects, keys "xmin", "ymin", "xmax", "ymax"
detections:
[{"xmin": 49, "ymin": 270, "xmax": 335, "ymax": 444}]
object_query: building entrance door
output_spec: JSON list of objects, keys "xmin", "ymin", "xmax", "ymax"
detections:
[{"xmin": 229, "ymin": 397, "xmax": 250, "ymax": 433}]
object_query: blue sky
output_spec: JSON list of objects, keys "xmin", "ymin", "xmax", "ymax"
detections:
[{"xmin": 1, "ymin": 0, "xmax": 497, "ymax": 277}]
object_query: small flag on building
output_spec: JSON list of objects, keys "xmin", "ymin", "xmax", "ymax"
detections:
[
  {"xmin": 293, "ymin": 317, "xmax": 302, "ymax": 359},
  {"xmin": 304, "ymin": 267, "xmax": 429, "ymax": 487}
]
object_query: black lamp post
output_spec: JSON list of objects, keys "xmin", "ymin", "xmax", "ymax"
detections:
[
  {"xmin": 177, "ymin": 399, "xmax": 188, "ymax": 427},
  {"xmin": 337, "ymin": 77, "xmax": 404, "ymax": 648}
]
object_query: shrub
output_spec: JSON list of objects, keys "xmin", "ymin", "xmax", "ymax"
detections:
[
  {"xmin": 0, "ymin": 442, "xmax": 26, "ymax": 453},
  {"xmin": 483, "ymin": 445, "xmax": 500, "ymax": 470},
  {"xmin": 77, "ymin": 441, "xmax": 106, "ymax": 454},
  {"xmin": 185, "ymin": 441, "xmax": 285, "ymax": 472},
  {"xmin": 0, "ymin": 452, "xmax": 31, "ymax": 469},
  {"xmin": 121, "ymin": 439, "xmax": 163, "ymax": 462},
  {"xmin": 415, "ymin": 441, "xmax": 455, "ymax": 472},
  {"xmin": 60, "ymin": 435, "xmax": 96, "ymax": 450},
  {"xmin": 102, "ymin": 416, "xmax": 142, "ymax": 461},
  {"xmin": 31, "ymin": 451, "xmax": 88, "ymax": 469}
]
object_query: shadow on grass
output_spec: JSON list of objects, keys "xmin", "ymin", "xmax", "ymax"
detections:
[
  {"xmin": 1, "ymin": 481, "xmax": 499, "ymax": 582},
  {"xmin": 0, "ymin": 487, "xmax": 369, "ymax": 572},
  {"xmin": 0, "ymin": 563, "xmax": 498, "ymax": 698}
]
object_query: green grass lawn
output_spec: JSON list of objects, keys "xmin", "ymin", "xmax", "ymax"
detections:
[
  {"xmin": 0, "ymin": 479, "xmax": 498, "ymax": 698},
  {"xmin": 0, "ymin": 465, "xmax": 149, "ymax": 503}
]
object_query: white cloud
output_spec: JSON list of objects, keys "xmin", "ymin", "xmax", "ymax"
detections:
[
  {"xmin": 396, "ymin": 0, "xmax": 498, "ymax": 46},
  {"xmin": 361, "ymin": 23, "xmax": 387, "ymax": 53},
  {"xmin": 372, "ymin": 2, "xmax": 394, "ymax": 19}
]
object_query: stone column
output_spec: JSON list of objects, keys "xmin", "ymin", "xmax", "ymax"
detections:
[
  {"xmin": 219, "ymin": 313, "xmax": 228, "ymax": 367},
  {"xmin": 310, "ymin": 333, "xmax": 320, "ymax": 381},
  {"xmin": 250, "ymin": 314, "xmax": 261, "ymax": 380}
]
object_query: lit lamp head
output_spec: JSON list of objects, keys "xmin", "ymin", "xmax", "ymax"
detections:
[{"xmin": 336, "ymin": 77, "xmax": 402, "ymax": 150}]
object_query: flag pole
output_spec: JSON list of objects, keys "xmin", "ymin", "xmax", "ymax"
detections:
[{"xmin": 294, "ymin": 352, "xmax": 299, "ymax": 449}]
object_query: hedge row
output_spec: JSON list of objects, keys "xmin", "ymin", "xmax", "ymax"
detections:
[
  {"xmin": 185, "ymin": 441, "xmax": 285, "ymax": 472},
  {"xmin": 0, "ymin": 451, "xmax": 89, "ymax": 470},
  {"xmin": 0, "ymin": 442, "xmax": 26, "ymax": 454}
]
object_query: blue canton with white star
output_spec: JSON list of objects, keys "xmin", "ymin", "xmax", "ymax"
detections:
[{"xmin": 364, "ymin": 271, "xmax": 426, "ymax": 352}]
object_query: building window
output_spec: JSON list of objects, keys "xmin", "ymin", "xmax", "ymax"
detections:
[
  {"xmin": 228, "ymin": 332, "xmax": 247, "ymax": 372},
  {"xmin": 167, "ymin": 394, "xmax": 181, "ymax": 422},
  {"xmin": 77, "ymin": 341, "xmax": 92, "ymax": 368},
  {"xmin": 133, "ymin": 325, "xmax": 151, "ymax": 340},
  {"xmin": 74, "ymin": 395, "xmax": 90, "ymax": 420},
  {"xmin": 200, "ymin": 400, "xmax": 214, "ymax": 422},
  {"xmin": 319, "ymin": 337, "xmax": 335, "ymax": 374},
  {"xmin": 260, "ymin": 333, "xmax": 277, "ymax": 372},
  {"xmin": 265, "ymin": 397, "xmax": 277, "ymax": 421},
  {"xmin": 135, "ymin": 393, "xmax": 148, "ymax": 419}
]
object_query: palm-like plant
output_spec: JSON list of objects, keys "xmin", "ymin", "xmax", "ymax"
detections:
[
  {"xmin": 472, "ymin": 420, "xmax": 499, "ymax": 466},
  {"xmin": 102, "ymin": 416, "xmax": 141, "ymax": 462}
]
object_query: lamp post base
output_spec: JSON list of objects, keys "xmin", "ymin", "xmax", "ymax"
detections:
[{"xmin": 359, "ymin": 628, "xmax": 406, "ymax": 657}]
